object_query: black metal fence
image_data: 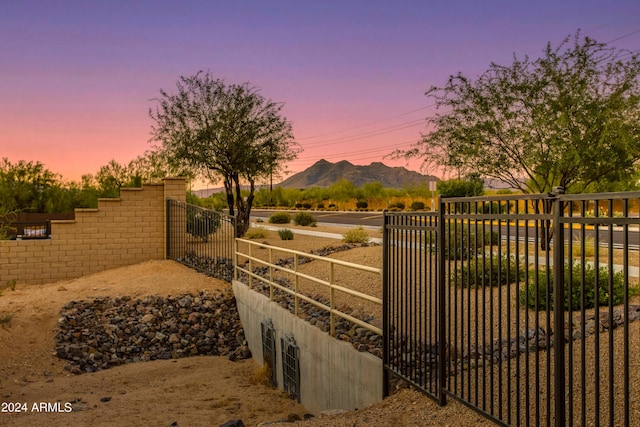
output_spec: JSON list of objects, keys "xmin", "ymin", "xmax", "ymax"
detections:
[
  {"xmin": 166, "ymin": 199, "xmax": 235, "ymax": 281},
  {"xmin": 383, "ymin": 191, "xmax": 640, "ymax": 427},
  {"xmin": 1, "ymin": 212, "xmax": 74, "ymax": 240}
]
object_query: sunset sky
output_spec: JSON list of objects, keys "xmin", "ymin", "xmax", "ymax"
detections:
[{"xmin": 2, "ymin": 1, "xmax": 639, "ymax": 187}]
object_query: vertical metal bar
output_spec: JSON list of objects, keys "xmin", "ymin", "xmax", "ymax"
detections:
[
  {"xmin": 623, "ymin": 198, "xmax": 630, "ymax": 427},
  {"xmin": 567, "ymin": 201, "xmax": 574, "ymax": 427},
  {"xmin": 166, "ymin": 199, "xmax": 171, "ymax": 259},
  {"xmin": 268, "ymin": 246, "xmax": 274, "ymax": 299},
  {"xmin": 553, "ymin": 192, "xmax": 566, "ymax": 427},
  {"xmin": 248, "ymin": 241, "xmax": 253, "ymax": 289},
  {"xmin": 292, "ymin": 252, "xmax": 298, "ymax": 306},
  {"xmin": 594, "ymin": 199, "xmax": 601, "ymax": 427},
  {"xmin": 580, "ymin": 200, "xmax": 587, "ymax": 427},
  {"xmin": 233, "ymin": 236, "xmax": 238, "ymax": 282},
  {"xmin": 607, "ymin": 199, "xmax": 614, "ymax": 427},
  {"xmin": 438, "ymin": 196, "xmax": 447, "ymax": 406},
  {"xmin": 330, "ymin": 262, "xmax": 335, "ymax": 336},
  {"xmin": 382, "ymin": 211, "xmax": 390, "ymax": 397}
]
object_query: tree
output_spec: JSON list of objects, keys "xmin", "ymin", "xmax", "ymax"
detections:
[
  {"xmin": 0, "ymin": 158, "xmax": 61, "ymax": 213},
  {"xmin": 149, "ymin": 71, "xmax": 299, "ymax": 236},
  {"xmin": 397, "ymin": 32, "xmax": 640, "ymax": 195},
  {"xmin": 437, "ymin": 176, "xmax": 484, "ymax": 198}
]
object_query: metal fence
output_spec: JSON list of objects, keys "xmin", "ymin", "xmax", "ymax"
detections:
[
  {"xmin": 165, "ymin": 199, "xmax": 235, "ymax": 281},
  {"xmin": 383, "ymin": 191, "xmax": 640, "ymax": 427},
  {"xmin": 234, "ymin": 238, "xmax": 383, "ymax": 337}
]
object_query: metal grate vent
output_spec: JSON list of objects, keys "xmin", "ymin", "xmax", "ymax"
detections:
[
  {"xmin": 261, "ymin": 319, "xmax": 277, "ymax": 387},
  {"xmin": 280, "ymin": 334, "xmax": 300, "ymax": 402}
]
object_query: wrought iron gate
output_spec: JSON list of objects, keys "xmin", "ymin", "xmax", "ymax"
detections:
[{"xmin": 166, "ymin": 199, "xmax": 235, "ymax": 281}]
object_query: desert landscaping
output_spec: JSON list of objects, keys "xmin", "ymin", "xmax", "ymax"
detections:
[{"xmin": 0, "ymin": 224, "xmax": 499, "ymax": 427}]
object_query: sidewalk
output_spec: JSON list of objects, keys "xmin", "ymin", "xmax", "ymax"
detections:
[{"xmin": 251, "ymin": 223, "xmax": 383, "ymax": 244}]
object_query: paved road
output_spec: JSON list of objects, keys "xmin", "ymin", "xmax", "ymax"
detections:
[{"xmin": 250, "ymin": 209, "xmax": 640, "ymax": 249}]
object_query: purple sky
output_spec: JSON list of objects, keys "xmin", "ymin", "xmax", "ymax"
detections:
[{"xmin": 1, "ymin": 1, "xmax": 639, "ymax": 186}]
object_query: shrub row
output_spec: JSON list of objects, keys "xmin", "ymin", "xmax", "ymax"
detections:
[{"xmin": 454, "ymin": 256, "xmax": 637, "ymax": 311}]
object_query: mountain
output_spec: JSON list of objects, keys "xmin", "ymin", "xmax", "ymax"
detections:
[{"xmin": 278, "ymin": 159, "xmax": 436, "ymax": 188}]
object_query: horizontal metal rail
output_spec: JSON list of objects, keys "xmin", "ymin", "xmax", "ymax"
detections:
[{"xmin": 235, "ymin": 238, "xmax": 383, "ymax": 336}]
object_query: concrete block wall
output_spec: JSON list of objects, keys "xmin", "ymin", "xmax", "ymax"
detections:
[
  {"xmin": 232, "ymin": 280, "xmax": 383, "ymax": 415},
  {"xmin": 0, "ymin": 178, "xmax": 186, "ymax": 285}
]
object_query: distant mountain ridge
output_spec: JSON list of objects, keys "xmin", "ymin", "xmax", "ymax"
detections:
[{"xmin": 277, "ymin": 159, "xmax": 435, "ymax": 189}]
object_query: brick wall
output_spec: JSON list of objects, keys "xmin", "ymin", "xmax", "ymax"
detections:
[{"xmin": 0, "ymin": 178, "xmax": 186, "ymax": 286}]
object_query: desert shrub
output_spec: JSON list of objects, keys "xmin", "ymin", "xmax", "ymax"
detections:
[
  {"xmin": 356, "ymin": 200, "xmax": 368, "ymax": 210},
  {"xmin": 429, "ymin": 223, "xmax": 500, "ymax": 260},
  {"xmin": 328, "ymin": 203, "xmax": 336, "ymax": 209},
  {"xmin": 294, "ymin": 203, "xmax": 303, "ymax": 209},
  {"xmin": 278, "ymin": 229, "xmax": 294, "ymax": 240},
  {"xmin": 245, "ymin": 228, "xmax": 268, "ymax": 240},
  {"xmin": 317, "ymin": 203, "xmax": 325, "ymax": 209},
  {"xmin": 454, "ymin": 254, "xmax": 525, "ymax": 287},
  {"xmin": 496, "ymin": 188, "xmax": 513, "ymax": 195},
  {"xmin": 388, "ymin": 201, "xmax": 405, "ymax": 210},
  {"xmin": 342, "ymin": 227, "xmax": 370, "ymax": 244},
  {"xmin": 410, "ymin": 201, "xmax": 425, "ymax": 210},
  {"xmin": 566, "ymin": 235, "xmax": 596, "ymax": 258},
  {"xmin": 479, "ymin": 201, "xmax": 508, "ymax": 214},
  {"xmin": 302, "ymin": 202, "xmax": 312, "ymax": 209},
  {"xmin": 519, "ymin": 262, "xmax": 637, "ymax": 311},
  {"xmin": 268, "ymin": 212, "xmax": 291, "ymax": 224},
  {"xmin": 293, "ymin": 212, "xmax": 316, "ymax": 226},
  {"xmin": 186, "ymin": 210, "xmax": 220, "ymax": 242}
]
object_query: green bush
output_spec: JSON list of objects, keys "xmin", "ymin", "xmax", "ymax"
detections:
[
  {"xmin": 519, "ymin": 262, "xmax": 637, "ymax": 311},
  {"xmin": 432, "ymin": 223, "xmax": 500, "ymax": 260},
  {"xmin": 317, "ymin": 203, "xmax": 325, "ymax": 209},
  {"xmin": 294, "ymin": 212, "xmax": 317, "ymax": 226},
  {"xmin": 302, "ymin": 202, "xmax": 312, "ymax": 209},
  {"xmin": 278, "ymin": 229, "xmax": 294, "ymax": 240},
  {"xmin": 342, "ymin": 227, "xmax": 370, "ymax": 244},
  {"xmin": 356, "ymin": 200, "xmax": 368, "ymax": 209},
  {"xmin": 245, "ymin": 228, "xmax": 268, "ymax": 239},
  {"xmin": 410, "ymin": 201, "xmax": 425, "ymax": 210},
  {"xmin": 268, "ymin": 212, "xmax": 291, "ymax": 224},
  {"xmin": 454, "ymin": 254, "xmax": 524, "ymax": 287},
  {"xmin": 388, "ymin": 201, "xmax": 405, "ymax": 210}
]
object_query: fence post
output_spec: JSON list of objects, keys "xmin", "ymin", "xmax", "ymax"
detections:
[
  {"xmin": 382, "ymin": 211, "xmax": 390, "ymax": 398},
  {"xmin": 165, "ymin": 198, "xmax": 171, "ymax": 259},
  {"xmin": 552, "ymin": 188, "xmax": 566, "ymax": 427},
  {"xmin": 437, "ymin": 196, "xmax": 447, "ymax": 406}
]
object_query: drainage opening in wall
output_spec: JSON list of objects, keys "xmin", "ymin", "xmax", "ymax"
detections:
[
  {"xmin": 261, "ymin": 319, "xmax": 277, "ymax": 387},
  {"xmin": 281, "ymin": 334, "xmax": 300, "ymax": 402}
]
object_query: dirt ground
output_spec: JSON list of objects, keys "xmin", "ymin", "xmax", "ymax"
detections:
[{"xmin": 0, "ymin": 225, "xmax": 523, "ymax": 426}]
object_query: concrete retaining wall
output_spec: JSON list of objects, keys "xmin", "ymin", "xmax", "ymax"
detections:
[{"xmin": 232, "ymin": 280, "xmax": 383, "ymax": 415}]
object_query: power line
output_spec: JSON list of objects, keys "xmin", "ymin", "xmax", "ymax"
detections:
[
  {"xmin": 299, "ymin": 119, "xmax": 424, "ymax": 148},
  {"xmin": 604, "ymin": 28, "xmax": 640, "ymax": 44},
  {"xmin": 296, "ymin": 139, "xmax": 416, "ymax": 163},
  {"xmin": 297, "ymin": 104, "xmax": 434, "ymax": 141}
]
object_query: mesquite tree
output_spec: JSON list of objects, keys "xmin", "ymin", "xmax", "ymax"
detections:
[
  {"xmin": 149, "ymin": 71, "xmax": 299, "ymax": 236},
  {"xmin": 395, "ymin": 32, "xmax": 640, "ymax": 248}
]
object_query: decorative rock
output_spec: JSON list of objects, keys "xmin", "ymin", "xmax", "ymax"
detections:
[
  {"xmin": 55, "ymin": 291, "xmax": 250, "ymax": 374},
  {"xmin": 140, "ymin": 314, "xmax": 155, "ymax": 323}
]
